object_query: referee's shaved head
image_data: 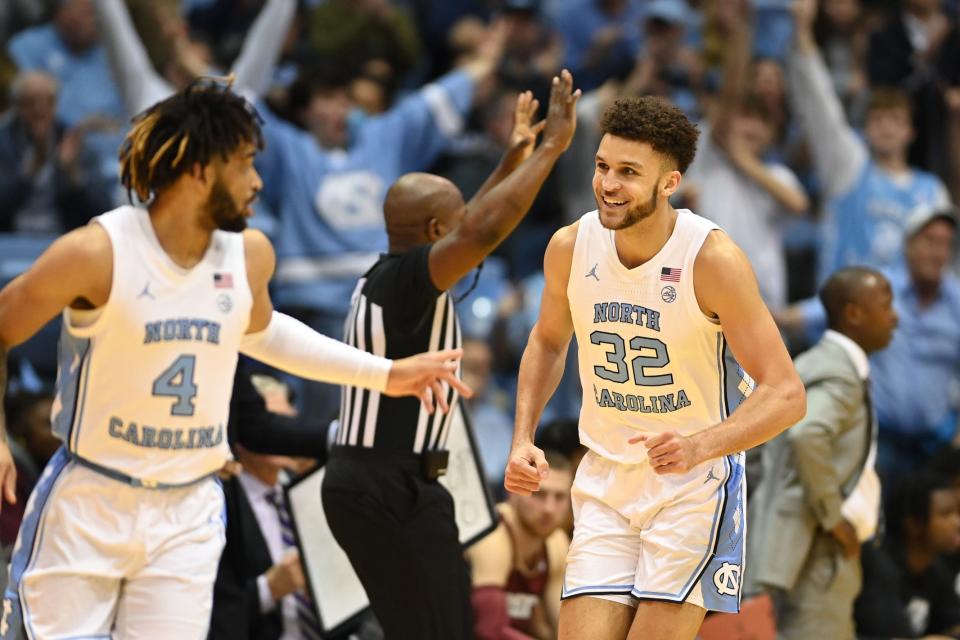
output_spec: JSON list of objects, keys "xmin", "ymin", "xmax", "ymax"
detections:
[
  {"xmin": 820, "ymin": 266, "xmax": 885, "ymax": 329},
  {"xmin": 383, "ymin": 172, "xmax": 465, "ymax": 251}
]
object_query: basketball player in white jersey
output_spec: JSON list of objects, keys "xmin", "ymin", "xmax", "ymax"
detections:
[
  {"xmin": 0, "ymin": 81, "xmax": 470, "ymax": 639},
  {"xmin": 504, "ymin": 96, "xmax": 807, "ymax": 640}
]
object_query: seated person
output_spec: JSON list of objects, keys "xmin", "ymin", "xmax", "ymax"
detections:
[
  {"xmin": 855, "ymin": 472, "xmax": 960, "ymax": 639},
  {"xmin": 467, "ymin": 450, "xmax": 572, "ymax": 640}
]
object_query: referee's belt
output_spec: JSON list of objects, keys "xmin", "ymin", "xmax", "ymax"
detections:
[
  {"xmin": 69, "ymin": 454, "xmax": 216, "ymax": 490},
  {"xmin": 329, "ymin": 445, "xmax": 450, "ymax": 481}
]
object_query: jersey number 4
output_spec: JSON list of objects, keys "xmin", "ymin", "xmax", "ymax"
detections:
[
  {"xmin": 152, "ymin": 355, "xmax": 198, "ymax": 416},
  {"xmin": 590, "ymin": 331, "xmax": 673, "ymax": 386}
]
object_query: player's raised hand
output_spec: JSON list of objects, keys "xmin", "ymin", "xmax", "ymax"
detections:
[
  {"xmin": 792, "ymin": 0, "xmax": 817, "ymax": 34},
  {"xmin": 508, "ymin": 90, "xmax": 544, "ymax": 162},
  {"xmin": 0, "ymin": 437, "xmax": 17, "ymax": 511},
  {"xmin": 540, "ymin": 69, "xmax": 581, "ymax": 153},
  {"xmin": 504, "ymin": 441, "xmax": 549, "ymax": 496},
  {"xmin": 628, "ymin": 430, "xmax": 702, "ymax": 475},
  {"xmin": 385, "ymin": 348, "xmax": 473, "ymax": 414}
]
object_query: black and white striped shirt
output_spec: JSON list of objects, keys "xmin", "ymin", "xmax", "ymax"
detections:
[{"xmin": 336, "ymin": 245, "xmax": 462, "ymax": 453}]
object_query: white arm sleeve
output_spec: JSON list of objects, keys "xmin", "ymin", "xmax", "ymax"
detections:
[
  {"xmin": 240, "ymin": 312, "xmax": 391, "ymax": 391},
  {"xmin": 93, "ymin": 0, "xmax": 173, "ymax": 116},
  {"xmin": 231, "ymin": 0, "xmax": 297, "ymax": 101}
]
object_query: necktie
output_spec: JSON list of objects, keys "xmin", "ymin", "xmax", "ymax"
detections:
[{"xmin": 267, "ymin": 489, "xmax": 323, "ymax": 639}]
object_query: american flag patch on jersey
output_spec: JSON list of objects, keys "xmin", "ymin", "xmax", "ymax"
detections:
[
  {"xmin": 214, "ymin": 273, "xmax": 233, "ymax": 288},
  {"xmin": 660, "ymin": 267, "xmax": 681, "ymax": 282}
]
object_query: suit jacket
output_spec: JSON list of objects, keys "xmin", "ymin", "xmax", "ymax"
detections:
[
  {"xmin": 208, "ymin": 475, "xmax": 283, "ymax": 640},
  {"xmin": 748, "ymin": 338, "xmax": 872, "ymax": 591}
]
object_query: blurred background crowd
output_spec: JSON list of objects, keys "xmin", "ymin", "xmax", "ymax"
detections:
[{"xmin": 2, "ymin": 0, "xmax": 960, "ymax": 637}]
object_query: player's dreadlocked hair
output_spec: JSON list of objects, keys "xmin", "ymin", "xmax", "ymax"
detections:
[{"xmin": 119, "ymin": 77, "xmax": 264, "ymax": 203}]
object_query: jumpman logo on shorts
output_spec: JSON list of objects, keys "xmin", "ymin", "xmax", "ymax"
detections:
[
  {"xmin": 585, "ymin": 263, "xmax": 600, "ymax": 281},
  {"xmin": 138, "ymin": 282, "xmax": 155, "ymax": 300},
  {"xmin": 704, "ymin": 467, "xmax": 720, "ymax": 484}
]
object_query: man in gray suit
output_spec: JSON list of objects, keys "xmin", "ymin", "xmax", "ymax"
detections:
[{"xmin": 747, "ymin": 266, "xmax": 899, "ymax": 639}]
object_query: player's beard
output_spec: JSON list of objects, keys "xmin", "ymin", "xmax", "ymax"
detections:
[
  {"xmin": 597, "ymin": 181, "xmax": 660, "ymax": 231},
  {"xmin": 207, "ymin": 177, "xmax": 247, "ymax": 232}
]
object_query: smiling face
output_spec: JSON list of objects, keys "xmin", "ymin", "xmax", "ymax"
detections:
[{"xmin": 592, "ymin": 134, "xmax": 680, "ymax": 230}]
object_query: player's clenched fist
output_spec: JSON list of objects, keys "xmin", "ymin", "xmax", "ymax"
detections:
[
  {"xmin": 504, "ymin": 441, "xmax": 549, "ymax": 496},
  {"xmin": 629, "ymin": 430, "xmax": 702, "ymax": 475}
]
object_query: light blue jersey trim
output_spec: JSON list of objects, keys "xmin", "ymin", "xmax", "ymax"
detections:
[
  {"xmin": 51, "ymin": 325, "xmax": 92, "ymax": 452},
  {"xmin": 3, "ymin": 448, "xmax": 71, "ymax": 640}
]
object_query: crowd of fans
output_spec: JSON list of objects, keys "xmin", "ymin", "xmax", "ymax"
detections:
[{"xmin": 2, "ymin": 0, "xmax": 960, "ymax": 637}]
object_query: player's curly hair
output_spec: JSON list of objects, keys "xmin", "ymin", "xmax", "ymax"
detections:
[
  {"xmin": 119, "ymin": 77, "xmax": 264, "ymax": 203},
  {"xmin": 599, "ymin": 97, "xmax": 699, "ymax": 174}
]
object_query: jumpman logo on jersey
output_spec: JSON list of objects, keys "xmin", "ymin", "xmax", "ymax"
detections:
[
  {"xmin": 704, "ymin": 466, "xmax": 720, "ymax": 484},
  {"xmin": 585, "ymin": 263, "xmax": 600, "ymax": 281},
  {"xmin": 138, "ymin": 282, "xmax": 155, "ymax": 300}
]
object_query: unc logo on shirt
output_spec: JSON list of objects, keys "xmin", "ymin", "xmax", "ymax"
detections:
[
  {"xmin": 661, "ymin": 286, "xmax": 677, "ymax": 303},
  {"xmin": 316, "ymin": 171, "xmax": 385, "ymax": 229},
  {"xmin": 713, "ymin": 562, "xmax": 741, "ymax": 597}
]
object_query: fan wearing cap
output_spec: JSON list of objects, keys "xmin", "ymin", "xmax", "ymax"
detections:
[{"xmin": 870, "ymin": 205, "xmax": 960, "ymax": 479}]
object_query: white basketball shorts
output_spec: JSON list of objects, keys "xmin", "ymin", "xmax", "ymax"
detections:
[
  {"xmin": 562, "ymin": 449, "xmax": 746, "ymax": 613},
  {"xmin": 1, "ymin": 447, "xmax": 226, "ymax": 639}
]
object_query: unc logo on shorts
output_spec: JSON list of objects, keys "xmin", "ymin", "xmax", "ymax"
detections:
[
  {"xmin": 713, "ymin": 562, "xmax": 741, "ymax": 597},
  {"xmin": 661, "ymin": 286, "xmax": 677, "ymax": 303}
]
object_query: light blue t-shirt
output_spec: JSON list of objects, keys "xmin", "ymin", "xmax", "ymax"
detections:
[
  {"xmin": 256, "ymin": 70, "xmax": 474, "ymax": 317},
  {"xmin": 871, "ymin": 267, "xmax": 960, "ymax": 438}
]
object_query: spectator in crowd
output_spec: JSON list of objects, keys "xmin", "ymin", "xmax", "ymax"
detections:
[
  {"xmin": 871, "ymin": 206, "xmax": 960, "ymax": 479},
  {"xmin": 868, "ymin": 0, "xmax": 953, "ymax": 175},
  {"xmin": 779, "ymin": 0, "xmax": 951, "ymax": 342},
  {"xmin": 0, "ymin": 71, "xmax": 116, "ymax": 234},
  {"xmin": 467, "ymin": 449, "xmax": 572, "ymax": 640},
  {"xmin": 211, "ymin": 389, "xmax": 325, "ymax": 640},
  {"xmin": 855, "ymin": 472, "xmax": 960, "ymax": 639},
  {"xmin": 496, "ymin": 0, "xmax": 563, "ymax": 108},
  {"xmin": 93, "ymin": 0, "xmax": 294, "ymax": 118},
  {"xmin": 255, "ymin": 26, "xmax": 505, "ymax": 424},
  {"xmin": 748, "ymin": 266, "xmax": 896, "ymax": 639},
  {"xmin": 681, "ymin": 0, "xmax": 809, "ymax": 311},
  {"xmin": 619, "ymin": 0, "xmax": 704, "ymax": 120},
  {"xmin": 814, "ymin": 0, "xmax": 871, "ymax": 124},
  {"xmin": 551, "ymin": 0, "xmax": 644, "ymax": 92},
  {"xmin": 6, "ymin": 0, "xmax": 124, "ymax": 127},
  {"xmin": 534, "ymin": 418, "xmax": 584, "ymax": 537}
]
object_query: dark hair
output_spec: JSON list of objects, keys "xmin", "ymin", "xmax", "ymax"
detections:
[
  {"xmin": 535, "ymin": 419, "xmax": 583, "ymax": 458},
  {"xmin": 818, "ymin": 266, "xmax": 885, "ymax": 330},
  {"xmin": 598, "ymin": 96, "xmax": 699, "ymax": 173},
  {"xmin": 287, "ymin": 61, "xmax": 356, "ymax": 116},
  {"xmin": 867, "ymin": 87, "xmax": 912, "ymax": 118},
  {"xmin": 885, "ymin": 472, "xmax": 954, "ymax": 542},
  {"xmin": 119, "ymin": 78, "xmax": 264, "ymax": 203},
  {"xmin": 542, "ymin": 449, "xmax": 573, "ymax": 474}
]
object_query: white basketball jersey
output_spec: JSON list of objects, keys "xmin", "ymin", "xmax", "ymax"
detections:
[
  {"xmin": 50, "ymin": 206, "xmax": 252, "ymax": 485},
  {"xmin": 568, "ymin": 209, "xmax": 735, "ymax": 464}
]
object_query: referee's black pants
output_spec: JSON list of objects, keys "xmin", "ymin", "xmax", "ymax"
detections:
[{"xmin": 321, "ymin": 446, "xmax": 474, "ymax": 640}]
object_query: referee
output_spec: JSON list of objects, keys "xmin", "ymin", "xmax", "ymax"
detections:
[{"xmin": 321, "ymin": 71, "xmax": 580, "ymax": 639}]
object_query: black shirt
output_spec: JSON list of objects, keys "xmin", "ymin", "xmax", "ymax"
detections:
[
  {"xmin": 335, "ymin": 245, "xmax": 462, "ymax": 452},
  {"xmin": 855, "ymin": 542, "xmax": 960, "ymax": 639}
]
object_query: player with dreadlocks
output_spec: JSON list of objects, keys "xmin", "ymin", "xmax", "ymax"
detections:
[{"xmin": 0, "ymin": 79, "xmax": 470, "ymax": 639}]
